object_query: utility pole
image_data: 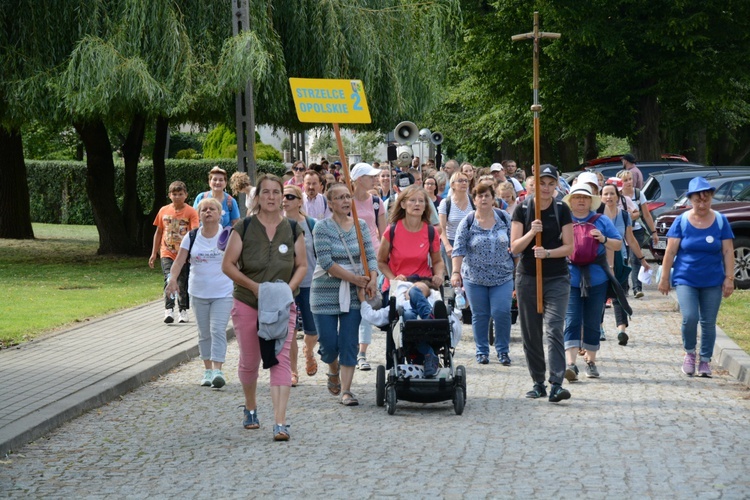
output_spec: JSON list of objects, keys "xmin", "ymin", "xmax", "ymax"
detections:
[{"xmin": 232, "ymin": 0, "xmax": 256, "ymax": 183}]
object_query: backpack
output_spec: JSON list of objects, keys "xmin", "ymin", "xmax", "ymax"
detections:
[
  {"xmin": 522, "ymin": 196, "xmax": 563, "ymax": 241},
  {"xmin": 570, "ymin": 214, "xmax": 602, "ymax": 266},
  {"xmin": 203, "ymin": 191, "xmax": 234, "ymax": 212},
  {"xmin": 236, "ymin": 216, "xmax": 299, "ymax": 270},
  {"xmin": 388, "ymin": 222, "xmax": 435, "ymax": 252},
  {"xmin": 186, "ymin": 228, "xmax": 199, "ymax": 262},
  {"xmin": 445, "ymin": 197, "xmax": 475, "ymax": 218},
  {"xmin": 372, "ymin": 195, "xmax": 381, "ymax": 221},
  {"xmin": 465, "ymin": 208, "xmax": 512, "ymax": 240}
]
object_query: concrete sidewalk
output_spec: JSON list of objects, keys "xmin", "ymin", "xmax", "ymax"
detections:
[{"xmin": 0, "ymin": 301, "xmax": 233, "ymax": 456}]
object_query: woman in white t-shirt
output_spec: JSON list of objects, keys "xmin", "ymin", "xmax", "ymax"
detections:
[
  {"xmin": 166, "ymin": 198, "xmax": 234, "ymax": 389},
  {"xmin": 438, "ymin": 171, "xmax": 474, "ymax": 276}
]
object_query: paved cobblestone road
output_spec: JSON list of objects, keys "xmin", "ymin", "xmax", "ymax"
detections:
[{"xmin": 2, "ymin": 289, "xmax": 749, "ymax": 498}]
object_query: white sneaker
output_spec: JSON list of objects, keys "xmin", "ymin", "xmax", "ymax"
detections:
[
  {"xmin": 200, "ymin": 369, "xmax": 213, "ymax": 386},
  {"xmin": 178, "ymin": 310, "xmax": 189, "ymax": 323},
  {"xmin": 164, "ymin": 308, "xmax": 175, "ymax": 324}
]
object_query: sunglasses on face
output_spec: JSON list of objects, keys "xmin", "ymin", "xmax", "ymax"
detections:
[
  {"xmin": 293, "ymin": 167, "xmax": 306, "ymax": 172},
  {"xmin": 284, "ymin": 194, "xmax": 301, "ymax": 200}
]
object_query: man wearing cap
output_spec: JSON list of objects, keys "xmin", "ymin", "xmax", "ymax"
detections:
[
  {"xmin": 350, "ymin": 163, "xmax": 387, "ymax": 371},
  {"xmin": 510, "ymin": 164, "xmax": 575, "ymax": 402},
  {"xmin": 491, "ymin": 162, "xmax": 524, "ymax": 194},
  {"xmin": 622, "ymin": 153, "xmax": 644, "ymax": 189}
]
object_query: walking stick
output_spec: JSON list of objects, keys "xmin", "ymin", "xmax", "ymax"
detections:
[{"xmin": 512, "ymin": 12, "xmax": 560, "ymax": 314}]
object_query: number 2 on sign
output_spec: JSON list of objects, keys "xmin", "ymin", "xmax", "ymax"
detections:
[{"xmin": 350, "ymin": 81, "xmax": 363, "ymax": 111}]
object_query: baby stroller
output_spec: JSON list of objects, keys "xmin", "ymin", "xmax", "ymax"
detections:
[{"xmin": 375, "ymin": 282, "xmax": 466, "ymax": 415}]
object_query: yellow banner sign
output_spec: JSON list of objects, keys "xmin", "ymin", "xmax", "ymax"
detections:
[{"xmin": 289, "ymin": 78, "xmax": 371, "ymax": 124}]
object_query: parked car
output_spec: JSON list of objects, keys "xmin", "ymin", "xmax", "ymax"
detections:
[
  {"xmin": 643, "ymin": 166, "xmax": 750, "ymax": 219},
  {"xmin": 671, "ymin": 175, "xmax": 750, "ymax": 210},
  {"xmin": 651, "ymin": 187, "xmax": 750, "ymax": 289},
  {"xmin": 563, "ymin": 159, "xmax": 701, "ymax": 185}
]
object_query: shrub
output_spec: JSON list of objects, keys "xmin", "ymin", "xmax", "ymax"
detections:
[
  {"xmin": 26, "ymin": 158, "xmax": 285, "ymax": 224},
  {"xmin": 168, "ymin": 131, "xmax": 204, "ymax": 158},
  {"xmin": 175, "ymin": 148, "xmax": 201, "ymax": 159}
]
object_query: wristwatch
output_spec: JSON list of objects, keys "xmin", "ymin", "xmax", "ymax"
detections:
[{"xmin": 545, "ymin": 250, "xmax": 551, "ymax": 259}]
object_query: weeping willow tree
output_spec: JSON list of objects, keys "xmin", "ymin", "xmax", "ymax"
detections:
[{"xmin": 0, "ymin": 0, "xmax": 101, "ymax": 239}]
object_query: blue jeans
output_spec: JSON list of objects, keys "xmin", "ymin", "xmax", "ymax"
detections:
[
  {"xmin": 402, "ymin": 286, "xmax": 434, "ymax": 320},
  {"xmin": 313, "ymin": 310, "xmax": 361, "ymax": 367},
  {"xmin": 675, "ymin": 285, "xmax": 723, "ymax": 362},
  {"xmin": 463, "ymin": 279, "xmax": 513, "ymax": 356},
  {"xmin": 564, "ymin": 282, "xmax": 608, "ymax": 352},
  {"xmin": 295, "ymin": 287, "xmax": 317, "ymax": 335},
  {"xmin": 191, "ymin": 295, "xmax": 232, "ymax": 363}
]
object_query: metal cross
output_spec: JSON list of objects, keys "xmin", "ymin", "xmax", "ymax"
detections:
[{"xmin": 512, "ymin": 12, "xmax": 561, "ymax": 314}]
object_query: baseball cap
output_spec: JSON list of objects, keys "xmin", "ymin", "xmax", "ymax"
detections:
[
  {"xmin": 622, "ymin": 153, "xmax": 636, "ymax": 163},
  {"xmin": 490, "ymin": 163, "xmax": 504, "ymax": 172},
  {"xmin": 538, "ymin": 164, "xmax": 559, "ymax": 180},
  {"xmin": 350, "ymin": 162, "xmax": 382, "ymax": 181},
  {"xmin": 578, "ymin": 171, "xmax": 599, "ymax": 187}
]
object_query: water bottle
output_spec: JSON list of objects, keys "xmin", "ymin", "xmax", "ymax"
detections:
[
  {"xmin": 166, "ymin": 273, "xmax": 176, "ymax": 300},
  {"xmin": 455, "ymin": 288, "xmax": 467, "ymax": 309}
]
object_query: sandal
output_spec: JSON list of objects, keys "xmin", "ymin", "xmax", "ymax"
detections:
[
  {"xmin": 340, "ymin": 391, "xmax": 359, "ymax": 406},
  {"xmin": 291, "ymin": 372, "xmax": 299, "ymax": 387},
  {"xmin": 303, "ymin": 346, "xmax": 318, "ymax": 376},
  {"xmin": 326, "ymin": 371, "xmax": 341, "ymax": 396}
]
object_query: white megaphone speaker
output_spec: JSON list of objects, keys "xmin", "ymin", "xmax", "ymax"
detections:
[
  {"xmin": 394, "ymin": 121, "xmax": 418, "ymax": 145},
  {"xmin": 395, "ymin": 145, "xmax": 413, "ymax": 168},
  {"xmin": 430, "ymin": 131, "xmax": 444, "ymax": 145},
  {"xmin": 418, "ymin": 128, "xmax": 432, "ymax": 142}
]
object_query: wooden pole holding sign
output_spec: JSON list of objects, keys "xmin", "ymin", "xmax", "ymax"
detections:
[
  {"xmin": 512, "ymin": 12, "xmax": 560, "ymax": 314},
  {"xmin": 289, "ymin": 78, "xmax": 372, "ymax": 277}
]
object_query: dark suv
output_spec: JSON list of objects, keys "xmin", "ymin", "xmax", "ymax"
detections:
[{"xmin": 651, "ymin": 185, "xmax": 750, "ymax": 289}]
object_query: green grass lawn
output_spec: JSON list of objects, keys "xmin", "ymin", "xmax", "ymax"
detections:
[
  {"xmin": 0, "ymin": 224, "xmax": 162, "ymax": 348},
  {"xmin": 717, "ymin": 289, "xmax": 750, "ymax": 355}
]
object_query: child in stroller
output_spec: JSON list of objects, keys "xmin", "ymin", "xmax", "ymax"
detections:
[{"xmin": 358, "ymin": 280, "xmax": 466, "ymax": 415}]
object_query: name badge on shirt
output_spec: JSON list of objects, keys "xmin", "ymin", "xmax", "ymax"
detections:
[
  {"xmin": 706, "ymin": 235, "xmax": 714, "ymax": 244},
  {"xmin": 279, "ymin": 244, "xmax": 289, "ymax": 254}
]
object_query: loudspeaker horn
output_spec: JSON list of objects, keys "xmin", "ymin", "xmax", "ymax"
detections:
[
  {"xmin": 430, "ymin": 132, "xmax": 444, "ymax": 145},
  {"xmin": 418, "ymin": 128, "xmax": 432, "ymax": 142},
  {"xmin": 394, "ymin": 121, "xmax": 418, "ymax": 145},
  {"xmin": 395, "ymin": 145, "xmax": 413, "ymax": 168}
]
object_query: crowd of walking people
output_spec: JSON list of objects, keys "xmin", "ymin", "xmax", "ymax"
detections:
[{"xmin": 147, "ymin": 157, "xmax": 735, "ymax": 441}]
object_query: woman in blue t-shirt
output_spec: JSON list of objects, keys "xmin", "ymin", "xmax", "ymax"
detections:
[
  {"xmin": 658, "ymin": 177, "xmax": 735, "ymax": 378},
  {"xmin": 562, "ymin": 184, "xmax": 621, "ymax": 381}
]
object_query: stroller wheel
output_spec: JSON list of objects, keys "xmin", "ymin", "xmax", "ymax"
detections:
[
  {"xmin": 453, "ymin": 386, "xmax": 465, "ymax": 415},
  {"xmin": 386, "ymin": 385, "xmax": 397, "ymax": 415},
  {"xmin": 455, "ymin": 365, "xmax": 467, "ymax": 398},
  {"xmin": 376, "ymin": 365, "xmax": 386, "ymax": 407}
]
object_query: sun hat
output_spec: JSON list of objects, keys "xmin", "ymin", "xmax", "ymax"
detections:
[
  {"xmin": 563, "ymin": 183, "xmax": 602, "ymax": 211},
  {"xmin": 350, "ymin": 162, "xmax": 382, "ymax": 181},
  {"xmin": 578, "ymin": 171, "xmax": 600, "ymax": 187},
  {"xmin": 490, "ymin": 163, "xmax": 504, "ymax": 172},
  {"xmin": 685, "ymin": 177, "xmax": 716, "ymax": 198}
]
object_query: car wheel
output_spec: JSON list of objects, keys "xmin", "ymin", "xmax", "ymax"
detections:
[{"xmin": 734, "ymin": 236, "xmax": 750, "ymax": 290}]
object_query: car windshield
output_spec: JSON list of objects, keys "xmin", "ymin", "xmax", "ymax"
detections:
[
  {"xmin": 643, "ymin": 177, "xmax": 660, "ymax": 201},
  {"xmin": 737, "ymin": 185, "xmax": 750, "ymax": 201}
]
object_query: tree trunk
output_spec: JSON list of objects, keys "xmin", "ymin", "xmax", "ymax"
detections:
[
  {"xmin": 634, "ymin": 94, "xmax": 661, "ymax": 161},
  {"xmin": 74, "ymin": 120, "xmax": 132, "ymax": 255},
  {"xmin": 583, "ymin": 131, "xmax": 598, "ymax": 161},
  {"xmin": 0, "ymin": 127, "xmax": 35, "ymax": 239},
  {"xmin": 121, "ymin": 114, "xmax": 147, "ymax": 252},
  {"xmin": 682, "ymin": 127, "xmax": 706, "ymax": 164},
  {"xmin": 147, "ymin": 116, "xmax": 169, "ymax": 249},
  {"xmin": 556, "ymin": 136, "xmax": 579, "ymax": 172}
]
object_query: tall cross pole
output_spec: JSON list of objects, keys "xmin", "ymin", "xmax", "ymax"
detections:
[{"xmin": 512, "ymin": 12, "xmax": 560, "ymax": 314}]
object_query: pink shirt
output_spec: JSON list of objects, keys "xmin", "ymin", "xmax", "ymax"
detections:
[
  {"xmin": 383, "ymin": 220, "xmax": 440, "ymax": 278},
  {"xmin": 353, "ymin": 195, "xmax": 381, "ymax": 252}
]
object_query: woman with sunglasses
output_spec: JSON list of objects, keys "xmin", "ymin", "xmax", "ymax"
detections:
[
  {"xmin": 285, "ymin": 160, "xmax": 307, "ymax": 187},
  {"xmin": 311, "ymin": 184, "xmax": 378, "ymax": 406},
  {"xmin": 193, "ymin": 166, "xmax": 240, "ymax": 228},
  {"xmin": 282, "ymin": 185, "xmax": 319, "ymax": 387}
]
